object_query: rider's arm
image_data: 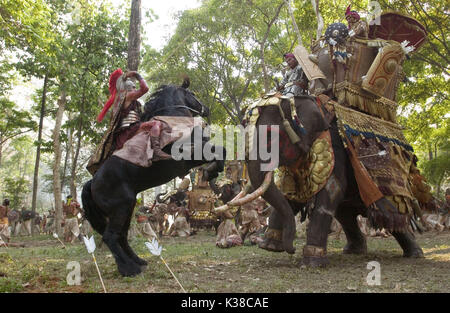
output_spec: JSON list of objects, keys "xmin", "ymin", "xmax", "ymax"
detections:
[{"xmin": 125, "ymin": 72, "xmax": 149, "ymax": 101}]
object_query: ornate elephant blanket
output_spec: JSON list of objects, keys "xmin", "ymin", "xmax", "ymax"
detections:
[
  {"xmin": 334, "ymin": 103, "xmax": 417, "ymax": 215},
  {"xmin": 276, "ymin": 130, "xmax": 335, "ymax": 203},
  {"xmin": 112, "ymin": 116, "xmax": 205, "ymax": 168}
]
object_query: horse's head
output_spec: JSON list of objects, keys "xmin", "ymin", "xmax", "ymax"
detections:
[{"xmin": 142, "ymin": 78, "xmax": 210, "ymax": 121}]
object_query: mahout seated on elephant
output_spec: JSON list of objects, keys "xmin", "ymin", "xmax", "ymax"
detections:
[{"xmin": 82, "ymin": 80, "xmax": 225, "ymax": 277}]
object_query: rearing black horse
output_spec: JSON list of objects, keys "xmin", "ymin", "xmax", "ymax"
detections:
[{"xmin": 82, "ymin": 80, "xmax": 225, "ymax": 277}]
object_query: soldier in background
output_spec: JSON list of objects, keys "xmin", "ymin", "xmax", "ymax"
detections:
[
  {"xmin": 63, "ymin": 196, "xmax": 81, "ymax": 243},
  {"xmin": 0, "ymin": 199, "xmax": 11, "ymax": 244}
]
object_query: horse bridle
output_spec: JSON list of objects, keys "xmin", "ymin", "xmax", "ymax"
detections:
[{"xmin": 149, "ymin": 104, "xmax": 205, "ymax": 117}]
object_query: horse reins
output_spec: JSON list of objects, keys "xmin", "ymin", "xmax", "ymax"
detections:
[{"xmin": 149, "ymin": 104, "xmax": 205, "ymax": 117}]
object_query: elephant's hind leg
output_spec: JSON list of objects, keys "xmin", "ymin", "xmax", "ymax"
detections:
[
  {"xmin": 392, "ymin": 230, "xmax": 424, "ymax": 258},
  {"xmin": 335, "ymin": 204, "xmax": 367, "ymax": 255}
]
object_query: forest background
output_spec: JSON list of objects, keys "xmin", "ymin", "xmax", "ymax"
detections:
[{"xmin": 0, "ymin": 0, "xmax": 448, "ymax": 223}]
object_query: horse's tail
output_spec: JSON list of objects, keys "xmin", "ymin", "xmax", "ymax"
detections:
[{"xmin": 81, "ymin": 180, "xmax": 106, "ymax": 235}]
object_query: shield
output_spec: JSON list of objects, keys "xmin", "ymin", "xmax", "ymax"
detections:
[{"xmin": 368, "ymin": 11, "xmax": 427, "ymax": 52}]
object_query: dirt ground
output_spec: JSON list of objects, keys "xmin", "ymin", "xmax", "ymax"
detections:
[{"xmin": 0, "ymin": 229, "xmax": 449, "ymax": 293}]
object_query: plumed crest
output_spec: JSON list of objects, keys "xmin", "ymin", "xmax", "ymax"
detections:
[
  {"xmin": 346, "ymin": 5, "xmax": 351, "ymax": 15},
  {"xmin": 109, "ymin": 68, "xmax": 123, "ymax": 94},
  {"xmin": 97, "ymin": 68, "xmax": 123, "ymax": 122}
]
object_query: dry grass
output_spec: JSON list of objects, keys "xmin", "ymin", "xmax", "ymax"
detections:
[{"xmin": 0, "ymin": 230, "xmax": 449, "ymax": 293}]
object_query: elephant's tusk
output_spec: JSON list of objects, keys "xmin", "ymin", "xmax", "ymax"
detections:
[
  {"xmin": 214, "ymin": 184, "xmax": 250, "ymax": 213},
  {"xmin": 214, "ymin": 171, "xmax": 273, "ymax": 213}
]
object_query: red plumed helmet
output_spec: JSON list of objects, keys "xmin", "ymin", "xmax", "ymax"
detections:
[{"xmin": 97, "ymin": 68, "xmax": 123, "ymax": 122}]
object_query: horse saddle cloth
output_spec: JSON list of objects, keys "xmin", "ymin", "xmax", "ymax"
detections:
[{"xmin": 113, "ymin": 116, "xmax": 205, "ymax": 167}]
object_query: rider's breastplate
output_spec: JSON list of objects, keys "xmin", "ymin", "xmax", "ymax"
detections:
[{"xmin": 120, "ymin": 110, "xmax": 140, "ymax": 128}]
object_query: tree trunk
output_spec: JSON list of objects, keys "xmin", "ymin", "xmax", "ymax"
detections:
[
  {"xmin": 53, "ymin": 90, "xmax": 67, "ymax": 236},
  {"xmin": 259, "ymin": 3, "xmax": 284, "ymax": 93},
  {"xmin": 284, "ymin": 0, "xmax": 303, "ymax": 45},
  {"xmin": 127, "ymin": 0, "xmax": 141, "ymax": 71},
  {"xmin": 70, "ymin": 96, "xmax": 85, "ymax": 200},
  {"xmin": 0, "ymin": 135, "xmax": 2, "ymax": 168},
  {"xmin": 61, "ymin": 124, "xmax": 72, "ymax": 191},
  {"xmin": 31, "ymin": 74, "xmax": 48, "ymax": 235}
]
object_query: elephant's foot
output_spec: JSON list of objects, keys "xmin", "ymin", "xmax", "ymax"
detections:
[
  {"xmin": 343, "ymin": 240, "xmax": 367, "ymax": 255},
  {"xmin": 301, "ymin": 245, "xmax": 329, "ymax": 267},
  {"xmin": 403, "ymin": 248, "xmax": 424, "ymax": 258},
  {"xmin": 282, "ymin": 220, "xmax": 296, "ymax": 255},
  {"xmin": 258, "ymin": 228, "xmax": 285, "ymax": 252}
]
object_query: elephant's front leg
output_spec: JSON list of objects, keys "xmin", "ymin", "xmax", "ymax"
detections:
[{"xmin": 302, "ymin": 175, "xmax": 343, "ymax": 267}]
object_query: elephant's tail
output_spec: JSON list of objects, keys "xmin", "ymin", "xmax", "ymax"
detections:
[{"xmin": 81, "ymin": 180, "xmax": 106, "ymax": 235}]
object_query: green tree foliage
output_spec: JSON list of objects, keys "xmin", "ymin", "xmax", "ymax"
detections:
[
  {"xmin": 0, "ymin": 136, "xmax": 35, "ymax": 208},
  {"xmin": 0, "ymin": 0, "xmax": 52, "ymax": 50},
  {"xmin": 0, "ymin": 98, "xmax": 36, "ymax": 166},
  {"xmin": 142, "ymin": 0, "xmax": 296, "ymax": 124}
]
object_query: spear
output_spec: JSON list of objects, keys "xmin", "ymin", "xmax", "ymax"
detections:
[
  {"xmin": 0, "ymin": 235, "xmax": 9, "ymax": 249},
  {"xmin": 52, "ymin": 232, "xmax": 66, "ymax": 249},
  {"xmin": 283, "ymin": 0, "xmax": 325, "ymax": 81},
  {"xmin": 83, "ymin": 235, "xmax": 107, "ymax": 293},
  {"xmin": 145, "ymin": 238, "xmax": 186, "ymax": 293},
  {"xmin": 310, "ymin": 0, "xmax": 324, "ymax": 40}
]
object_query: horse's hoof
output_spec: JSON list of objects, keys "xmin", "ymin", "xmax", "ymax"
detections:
[
  {"xmin": 403, "ymin": 249, "xmax": 424, "ymax": 258},
  {"xmin": 258, "ymin": 239, "xmax": 285, "ymax": 252},
  {"xmin": 119, "ymin": 264, "xmax": 142, "ymax": 277},
  {"xmin": 134, "ymin": 258, "xmax": 148, "ymax": 266},
  {"xmin": 301, "ymin": 256, "xmax": 329, "ymax": 268},
  {"xmin": 343, "ymin": 243, "xmax": 367, "ymax": 255}
]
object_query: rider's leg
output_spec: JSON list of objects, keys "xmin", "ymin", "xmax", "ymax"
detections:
[{"xmin": 149, "ymin": 121, "xmax": 172, "ymax": 161}]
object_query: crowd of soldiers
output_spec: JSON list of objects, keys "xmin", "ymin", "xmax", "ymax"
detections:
[
  {"xmin": 0, "ymin": 195, "xmax": 93, "ymax": 246},
  {"xmin": 1, "ymin": 176, "xmax": 448, "ymax": 248}
]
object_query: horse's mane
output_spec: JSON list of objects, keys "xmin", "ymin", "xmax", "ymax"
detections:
[{"xmin": 141, "ymin": 84, "xmax": 184, "ymax": 121}]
